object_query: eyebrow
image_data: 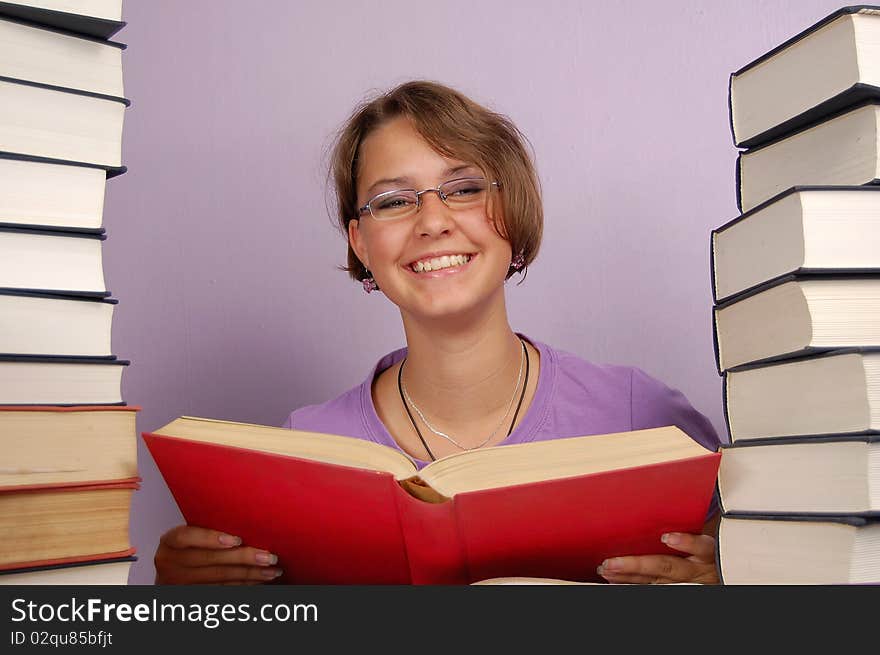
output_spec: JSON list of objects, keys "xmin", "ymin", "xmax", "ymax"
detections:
[{"xmin": 365, "ymin": 164, "xmax": 478, "ymax": 196}]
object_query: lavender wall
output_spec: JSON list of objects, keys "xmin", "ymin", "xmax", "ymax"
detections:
[{"xmin": 107, "ymin": 0, "xmax": 846, "ymax": 583}]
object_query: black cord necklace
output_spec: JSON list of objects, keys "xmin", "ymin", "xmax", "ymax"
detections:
[{"xmin": 397, "ymin": 337, "xmax": 530, "ymax": 462}]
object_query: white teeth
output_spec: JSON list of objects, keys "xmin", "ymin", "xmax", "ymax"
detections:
[{"xmin": 410, "ymin": 254, "xmax": 471, "ymax": 273}]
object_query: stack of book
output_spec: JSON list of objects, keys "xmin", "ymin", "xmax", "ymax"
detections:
[
  {"xmin": 0, "ymin": 0, "xmax": 139, "ymax": 585},
  {"xmin": 710, "ymin": 5, "xmax": 880, "ymax": 584}
]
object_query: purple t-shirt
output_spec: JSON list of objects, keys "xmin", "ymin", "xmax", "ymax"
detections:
[{"xmin": 283, "ymin": 336, "xmax": 722, "ymax": 478}]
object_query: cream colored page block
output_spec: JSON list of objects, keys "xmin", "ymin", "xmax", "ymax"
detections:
[
  {"xmin": 719, "ymin": 441, "xmax": 870, "ymax": 513},
  {"xmin": 720, "ymin": 519, "xmax": 856, "ymax": 584},
  {"xmin": 803, "ymin": 278, "xmax": 880, "ymax": 346},
  {"xmin": 0, "ymin": 362, "xmax": 122, "ymax": 404},
  {"xmin": 0, "ymin": 158, "xmax": 105, "ymax": 228},
  {"xmin": 801, "ymin": 190, "xmax": 880, "ymax": 267},
  {"xmin": 0, "ymin": 81, "xmax": 124, "ymax": 167},
  {"xmin": 0, "ymin": 294, "xmax": 113, "ymax": 356},
  {"xmin": 0, "ymin": 20, "xmax": 123, "ymax": 97},
  {"xmin": 0, "ymin": 232, "xmax": 104, "ymax": 291},
  {"xmin": 5, "ymin": 1, "xmax": 122, "ymax": 21}
]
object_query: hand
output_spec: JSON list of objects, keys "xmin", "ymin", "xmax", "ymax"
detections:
[
  {"xmin": 154, "ymin": 525, "xmax": 284, "ymax": 585},
  {"xmin": 596, "ymin": 532, "xmax": 719, "ymax": 585}
]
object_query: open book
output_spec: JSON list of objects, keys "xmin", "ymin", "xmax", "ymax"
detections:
[{"xmin": 143, "ymin": 416, "xmax": 720, "ymax": 584}]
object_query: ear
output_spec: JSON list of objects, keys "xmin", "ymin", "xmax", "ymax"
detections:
[{"xmin": 348, "ymin": 218, "xmax": 370, "ymax": 270}]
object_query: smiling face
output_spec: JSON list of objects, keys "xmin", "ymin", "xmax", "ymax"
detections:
[{"xmin": 348, "ymin": 116, "xmax": 513, "ymax": 323}]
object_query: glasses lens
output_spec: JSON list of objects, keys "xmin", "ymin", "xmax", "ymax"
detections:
[
  {"xmin": 441, "ymin": 178, "xmax": 489, "ymax": 207},
  {"xmin": 371, "ymin": 190, "xmax": 418, "ymax": 220}
]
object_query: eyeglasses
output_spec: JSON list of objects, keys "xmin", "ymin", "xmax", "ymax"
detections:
[{"xmin": 357, "ymin": 177, "xmax": 499, "ymax": 221}]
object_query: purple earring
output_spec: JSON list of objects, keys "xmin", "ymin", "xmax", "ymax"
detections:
[
  {"xmin": 510, "ymin": 252, "xmax": 525, "ymax": 272},
  {"xmin": 362, "ymin": 272, "xmax": 379, "ymax": 294}
]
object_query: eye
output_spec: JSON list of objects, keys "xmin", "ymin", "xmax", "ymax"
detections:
[
  {"xmin": 375, "ymin": 193, "xmax": 416, "ymax": 210},
  {"xmin": 444, "ymin": 179, "xmax": 487, "ymax": 198}
]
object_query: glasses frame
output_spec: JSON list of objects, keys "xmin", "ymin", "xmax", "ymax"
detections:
[{"xmin": 357, "ymin": 177, "xmax": 500, "ymax": 221}]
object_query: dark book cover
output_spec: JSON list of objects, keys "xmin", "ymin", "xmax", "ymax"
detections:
[
  {"xmin": 0, "ymin": 1, "xmax": 125, "ymax": 39},
  {"xmin": 0, "ymin": 151, "xmax": 126, "ymax": 178}
]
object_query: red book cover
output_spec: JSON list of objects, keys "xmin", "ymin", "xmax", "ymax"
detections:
[{"xmin": 143, "ymin": 432, "xmax": 720, "ymax": 585}]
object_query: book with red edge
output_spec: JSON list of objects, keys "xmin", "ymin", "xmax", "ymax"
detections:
[{"xmin": 0, "ymin": 477, "xmax": 139, "ymax": 571}]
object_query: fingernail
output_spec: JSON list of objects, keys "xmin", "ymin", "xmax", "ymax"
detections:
[
  {"xmin": 219, "ymin": 534, "xmax": 241, "ymax": 546},
  {"xmin": 255, "ymin": 552, "xmax": 278, "ymax": 565},
  {"xmin": 261, "ymin": 568, "xmax": 283, "ymax": 579},
  {"xmin": 661, "ymin": 533, "xmax": 680, "ymax": 546},
  {"xmin": 602, "ymin": 558, "xmax": 621, "ymax": 571},
  {"xmin": 596, "ymin": 565, "xmax": 605, "ymax": 575}
]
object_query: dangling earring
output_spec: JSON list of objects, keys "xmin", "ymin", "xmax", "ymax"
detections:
[
  {"xmin": 362, "ymin": 271, "xmax": 379, "ymax": 294},
  {"xmin": 510, "ymin": 251, "xmax": 525, "ymax": 272}
]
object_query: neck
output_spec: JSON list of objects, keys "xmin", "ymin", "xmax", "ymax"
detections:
[{"xmin": 398, "ymin": 293, "xmax": 524, "ymax": 426}]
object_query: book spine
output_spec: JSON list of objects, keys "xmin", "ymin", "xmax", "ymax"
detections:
[{"xmin": 392, "ymin": 484, "xmax": 468, "ymax": 584}]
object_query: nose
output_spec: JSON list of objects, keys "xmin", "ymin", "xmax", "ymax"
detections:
[{"xmin": 413, "ymin": 190, "xmax": 454, "ymax": 237}]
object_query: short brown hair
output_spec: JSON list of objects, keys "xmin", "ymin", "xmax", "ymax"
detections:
[{"xmin": 329, "ymin": 80, "xmax": 542, "ymax": 282}]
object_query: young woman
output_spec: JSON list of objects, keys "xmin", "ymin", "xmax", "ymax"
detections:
[{"xmin": 154, "ymin": 81, "xmax": 722, "ymax": 585}]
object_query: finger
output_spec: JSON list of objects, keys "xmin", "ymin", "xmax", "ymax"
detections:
[
  {"xmin": 160, "ymin": 525, "xmax": 242, "ymax": 550},
  {"xmin": 173, "ymin": 546, "xmax": 279, "ymax": 569},
  {"xmin": 599, "ymin": 554, "xmax": 679, "ymax": 578},
  {"xmin": 661, "ymin": 532, "xmax": 716, "ymax": 561},
  {"xmin": 178, "ymin": 565, "xmax": 284, "ymax": 585},
  {"xmin": 598, "ymin": 555, "xmax": 718, "ymax": 585},
  {"xmin": 600, "ymin": 573, "xmax": 679, "ymax": 585},
  {"xmin": 166, "ymin": 566, "xmax": 282, "ymax": 585}
]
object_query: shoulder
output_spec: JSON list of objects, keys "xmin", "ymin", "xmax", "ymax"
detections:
[
  {"xmin": 280, "ymin": 346, "xmax": 407, "ymax": 441},
  {"xmin": 537, "ymin": 340, "xmax": 722, "ymax": 452},
  {"xmin": 281, "ymin": 383, "xmax": 367, "ymax": 438}
]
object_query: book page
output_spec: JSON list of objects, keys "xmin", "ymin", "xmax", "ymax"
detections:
[{"xmin": 153, "ymin": 416, "xmax": 418, "ymax": 478}]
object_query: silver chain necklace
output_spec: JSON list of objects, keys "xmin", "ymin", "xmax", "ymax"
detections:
[{"xmin": 399, "ymin": 338, "xmax": 527, "ymax": 452}]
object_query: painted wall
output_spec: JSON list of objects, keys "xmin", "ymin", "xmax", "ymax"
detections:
[{"xmin": 106, "ymin": 0, "xmax": 846, "ymax": 583}]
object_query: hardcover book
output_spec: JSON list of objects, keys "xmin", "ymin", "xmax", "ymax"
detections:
[
  {"xmin": 717, "ymin": 514, "xmax": 880, "ymax": 584},
  {"xmin": 0, "ymin": 405, "xmax": 139, "ymax": 488},
  {"xmin": 0, "ymin": 290, "xmax": 116, "ymax": 357},
  {"xmin": 0, "ymin": 355, "xmax": 128, "ymax": 405},
  {"xmin": 0, "ymin": 15, "xmax": 125, "ymax": 97},
  {"xmin": 729, "ymin": 5, "xmax": 880, "ymax": 148},
  {"xmin": 711, "ymin": 186, "xmax": 880, "ymax": 304},
  {"xmin": 144, "ymin": 417, "xmax": 721, "ymax": 585},
  {"xmin": 0, "ymin": 478, "xmax": 138, "ymax": 570},
  {"xmin": 717, "ymin": 435, "xmax": 880, "ymax": 515},
  {"xmin": 0, "ymin": 154, "xmax": 112, "ymax": 230},
  {"xmin": 0, "ymin": 225, "xmax": 108, "ymax": 296},
  {"xmin": 736, "ymin": 101, "xmax": 880, "ymax": 213},
  {"xmin": 723, "ymin": 349, "xmax": 880, "ymax": 442},
  {"xmin": 713, "ymin": 275, "xmax": 880, "ymax": 373}
]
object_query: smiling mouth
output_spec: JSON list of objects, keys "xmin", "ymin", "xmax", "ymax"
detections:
[{"xmin": 408, "ymin": 254, "xmax": 473, "ymax": 273}]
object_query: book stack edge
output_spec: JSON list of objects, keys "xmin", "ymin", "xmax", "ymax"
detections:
[
  {"xmin": 711, "ymin": 4, "xmax": 880, "ymax": 585},
  {"xmin": 0, "ymin": 0, "xmax": 138, "ymax": 586}
]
